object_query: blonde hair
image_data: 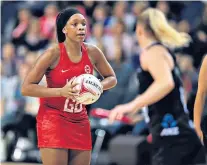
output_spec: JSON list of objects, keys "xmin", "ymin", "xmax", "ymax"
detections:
[{"xmin": 139, "ymin": 8, "xmax": 191, "ymax": 49}]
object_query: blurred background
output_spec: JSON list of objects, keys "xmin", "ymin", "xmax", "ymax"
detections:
[{"xmin": 1, "ymin": 1, "xmax": 207, "ymax": 165}]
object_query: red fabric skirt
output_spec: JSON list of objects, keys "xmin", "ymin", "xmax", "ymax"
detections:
[{"xmin": 36, "ymin": 108, "xmax": 92, "ymax": 150}]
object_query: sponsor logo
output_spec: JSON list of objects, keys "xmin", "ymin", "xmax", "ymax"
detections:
[
  {"xmin": 61, "ymin": 69, "xmax": 70, "ymax": 73},
  {"xmin": 85, "ymin": 65, "xmax": 91, "ymax": 73},
  {"xmin": 160, "ymin": 113, "xmax": 179, "ymax": 136},
  {"xmin": 85, "ymin": 79, "xmax": 102, "ymax": 92}
]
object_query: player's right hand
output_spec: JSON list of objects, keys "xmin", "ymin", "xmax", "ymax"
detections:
[
  {"xmin": 195, "ymin": 127, "xmax": 204, "ymax": 144},
  {"xmin": 60, "ymin": 77, "xmax": 80, "ymax": 98}
]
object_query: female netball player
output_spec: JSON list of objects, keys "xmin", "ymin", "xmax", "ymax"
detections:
[
  {"xmin": 109, "ymin": 8, "xmax": 206, "ymax": 165},
  {"xmin": 194, "ymin": 55, "xmax": 207, "ymax": 150},
  {"xmin": 22, "ymin": 8, "xmax": 117, "ymax": 165}
]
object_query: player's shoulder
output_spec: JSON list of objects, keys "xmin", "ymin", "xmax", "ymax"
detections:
[
  {"xmin": 141, "ymin": 44, "xmax": 173, "ymax": 69},
  {"xmin": 83, "ymin": 42, "xmax": 104, "ymax": 63},
  {"xmin": 144, "ymin": 45, "xmax": 171, "ymax": 61},
  {"xmin": 83, "ymin": 42, "xmax": 100, "ymax": 54},
  {"xmin": 43, "ymin": 43, "xmax": 60, "ymax": 60},
  {"xmin": 203, "ymin": 54, "xmax": 207, "ymax": 63},
  {"xmin": 148, "ymin": 45, "xmax": 168, "ymax": 55},
  {"xmin": 35, "ymin": 43, "xmax": 60, "ymax": 68},
  {"xmin": 201, "ymin": 54, "xmax": 207, "ymax": 72},
  {"xmin": 47, "ymin": 43, "xmax": 60, "ymax": 56}
]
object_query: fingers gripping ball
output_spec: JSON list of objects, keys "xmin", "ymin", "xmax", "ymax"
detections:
[{"xmin": 73, "ymin": 74, "xmax": 103, "ymax": 105}]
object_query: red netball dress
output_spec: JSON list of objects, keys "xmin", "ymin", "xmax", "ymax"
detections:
[{"xmin": 36, "ymin": 43, "xmax": 93, "ymax": 150}]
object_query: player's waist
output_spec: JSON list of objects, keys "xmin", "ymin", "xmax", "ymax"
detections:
[
  {"xmin": 38, "ymin": 101, "xmax": 88, "ymax": 121},
  {"xmin": 37, "ymin": 107, "xmax": 89, "ymax": 122},
  {"xmin": 40, "ymin": 97, "xmax": 65, "ymax": 103},
  {"xmin": 151, "ymin": 131, "xmax": 201, "ymax": 147},
  {"xmin": 148, "ymin": 118, "xmax": 195, "ymax": 138},
  {"xmin": 40, "ymin": 97, "xmax": 83, "ymax": 108}
]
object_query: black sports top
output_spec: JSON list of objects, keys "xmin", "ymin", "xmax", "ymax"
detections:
[{"xmin": 137, "ymin": 42, "xmax": 195, "ymax": 141}]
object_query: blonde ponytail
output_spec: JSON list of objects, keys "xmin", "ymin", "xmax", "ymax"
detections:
[{"xmin": 141, "ymin": 8, "xmax": 191, "ymax": 49}]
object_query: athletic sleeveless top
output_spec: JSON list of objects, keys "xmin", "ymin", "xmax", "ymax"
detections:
[
  {"xmin": 38, "ymin": 42, "xmax": 93, "ymax": 122},
  {"xmin": 137, "ymin": 42, "xmax": 195, "ymax": 141}
]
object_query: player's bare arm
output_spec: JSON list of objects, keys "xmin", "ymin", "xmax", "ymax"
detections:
[
  {"xmin": 86, "ymin": 43, "xmax": 117, "ymax": 90},
  {"xmin": 109, "ymin": 46, "xmax": 175, "ymax": 122},
  {"xmin": 194, "ymin": 55, "xmax": 207, "ymax": 139},
  {"xmin": 21, "ymin": 45, "xmax": 79, "ymax": 98},
  {"xmin": 131, "ymin": 46, "xmax": 175, "ymax": 109}
]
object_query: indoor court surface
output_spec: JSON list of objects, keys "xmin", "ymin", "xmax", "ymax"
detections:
[{"xmin": 1, "ymin": 151, "xmax": 109, "ymax": 165}]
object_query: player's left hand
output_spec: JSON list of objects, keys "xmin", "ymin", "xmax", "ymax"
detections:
[{"xmin": 108, "ymin": 102, "xmax": 137, "ymax": 124}]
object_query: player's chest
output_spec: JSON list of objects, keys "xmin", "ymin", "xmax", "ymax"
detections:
[{"xmin": 47, "ymin": 62, "xmax": 93, "ymax": 85}]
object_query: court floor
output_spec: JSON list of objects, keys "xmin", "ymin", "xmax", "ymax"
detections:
[{"xmin": 1, "ymin": 151, "xmax": 109, "ymax": 165}]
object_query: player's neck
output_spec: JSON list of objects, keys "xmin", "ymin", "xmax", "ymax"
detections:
[
  {"xmin": 139, "ymin": 37, "xmax": 158, "ymax": 51},
  {"xmin": 64, "ymin": 38, "xmax": 82, "ymax": 56}
]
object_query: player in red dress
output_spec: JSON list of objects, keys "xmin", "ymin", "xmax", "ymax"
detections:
[{"xmin": 21, "ymin": 8, "xmax": 117, "ymax": 165}]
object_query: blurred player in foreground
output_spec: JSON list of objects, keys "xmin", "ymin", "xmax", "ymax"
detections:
[{"xmin": 109, "ymin": 8, "xmax": 206, "ymax": 165}]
